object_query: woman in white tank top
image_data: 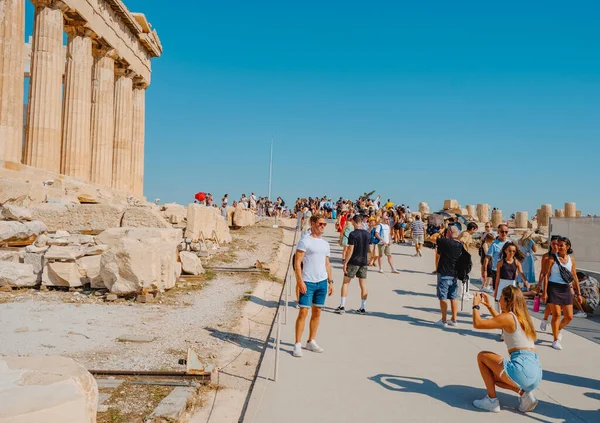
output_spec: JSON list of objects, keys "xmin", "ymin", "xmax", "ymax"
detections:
[
  {"xmin": 471, "ymin": 286, "xmax": 542, "ymax": 414},
  {"xmin": 542, "ymin": 236, "xmax": 582, "ymax": 350}
]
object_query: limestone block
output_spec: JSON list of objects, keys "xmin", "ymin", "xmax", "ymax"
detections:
[
  {"xmin": 460, "ymin": 208, "xmax": 469, "ymax": 216},
  {"xmin": 163, "ymin": 203, "xmax": 187, "ymax": 223},
  {"xmin": 443, "ymin": 199, "xmax": 459, "ymax": 210},
  {"xmin": 418, "ymin": 202, "xmax": 430, "ymax": 216},
  {"xmin": 97, "ymin": 227, "xmax": 182, "ymax": 248},
  {"xmin": 0, "ymin": 262, "xmax": 36, "ymax": 287},
  {"xmin": 555, "ymin": 209, "xmax": 565, "ymax": 218},
  {"xmin": 29, "ymin": 204, "xmax": 126, "ymax": 233},
  {"xmin": 1, "ymin": 204, "xmax": 32, "ymax": 221},
  {"xmin": 226, "ymin": 207, "xmax": 235, "ymax": 227},
  {"xmin": 175, "ymin": 261, "xmax": 182, "ymax": 279},
  {"xmin": 564, "ymin": 202, "xmax": 576, "ymax": 218},
  {"xmin": 185, "ymin": 204, "xmax": 232, "ymax": 241},
  {"xmin": 0, "ymin": 220, "xmax": 48, "ymax": 245},
  {"xmin": 0, "ymin": 250, "xmax": 21, "ymax": 262},
  {"xmin": 216, "ymin": 215, "xmax": 232, "ymax": 243},
  {"xmin": 24, "ymin": 252, "xmax": 44, "ymax": 280},
  {"xmin": 83, "ymin": 244, "xmax": 109, "ymax": 256},
  {"xmin": 516, "ymin": 212, "xmax": 528, "ymax": 228},
  {"xmin": 98, "ymin": 228, "xmax": 181, "ymax": 294},
  {"xmin": 0, "ymin": 178, "xmax": 45, "ymax": 207},
  {"xmin": 45, "ymin": 246, "xmax": 85, "ymax": 261},
  {"xmin": 77, "ymin": 255, "xmax": 103, "ymax": 288},
  {"xmin": 47, "ymin": 238, "xmax": 70, "ymax": 246},
  {"xmin": 34, "ymin": 233, "xmax": 49, "ymax": 247},
  {"xmin": 54, "ymin": 230, "xmax": 71, "ymax": 238},
  {"xmin": 179, "ymin": 251, "xmax": 205, "ymax": 275},
  {"xmin": 42, "ymin": 262, "xmax": 83, "ymax": 287},
  {"xmin": 491, "ymin": 209, "xmax": 503, "ymax": 227},
  {"xmin": 0, "ymin": 355, "xmax": 98, "ymax": 422},
  {"xmin": 576, "ymin": 210, "xmax": 582, "ymax": 218},
  {"xmin": 64, "ymin": 235, "xmax": 96, "ymax": 245},
  {"xmin": 121, "ymin": 206, "xmax": 171, "ymax": 229},
  {"xmin": 233, "ymin": 205, "xmax": 256, "ymax": 228}
]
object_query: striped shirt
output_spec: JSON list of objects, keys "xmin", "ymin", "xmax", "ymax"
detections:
[{"xmin": 411, "ymin": 220, "xmax": 425, "ymax": 235}]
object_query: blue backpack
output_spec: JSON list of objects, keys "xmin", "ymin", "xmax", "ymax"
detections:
[{"xmin": 371, "ymin": 225, "xmax": 382, "ymax": 245}]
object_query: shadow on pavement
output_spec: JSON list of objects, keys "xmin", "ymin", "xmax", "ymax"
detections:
[
  {"xmin": 368, "ymin": 374, "xmax": 595, "ymax": 422},
  {"xmin": 394, "ymin": 289, "xmax": 437, "ymax": 299},
  {"xmin": 543, "ymin": 370, "xmax": 600, "ymax": 392},
  {"xmin": 398, "ymin": 269, "xmax": 436, "ymax": 275}
]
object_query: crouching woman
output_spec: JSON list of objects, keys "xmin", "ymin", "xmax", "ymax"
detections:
[{"xmin": 471, "ymin": 287, "xmax": 542, "ymax": 413}]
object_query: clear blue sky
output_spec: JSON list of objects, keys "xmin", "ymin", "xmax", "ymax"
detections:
[{"xmin": 25, "ymin": 1, "xmax": 600, "ymax": 214}]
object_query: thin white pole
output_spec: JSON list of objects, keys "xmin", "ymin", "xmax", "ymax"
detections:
[{"xmin": 268, "ymin": 140, "xmax": 273, "ymax": 201}]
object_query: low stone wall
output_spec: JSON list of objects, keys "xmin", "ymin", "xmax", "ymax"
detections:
[{"xmin": 185, "ymin": 204, "xmax": 232, "ymax": 243}]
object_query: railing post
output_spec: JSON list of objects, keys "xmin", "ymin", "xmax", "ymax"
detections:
[
  {"xmin": 284, "ymin": 273, "xmax": 289, "ymax": 325},
  {"xmin": 274, "ymin": 307, "xmax": 281, "ymax": 381}
]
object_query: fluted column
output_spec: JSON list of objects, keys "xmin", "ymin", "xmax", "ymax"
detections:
[
  {"xmin": 111, "ymin": 66, "xmax": 134, "ymax": 191},
  {"xmin": 24, "ymin": 0, "xmax": 64, "ymax": 172},
  {"xmin": 131, "ymin": 78, "xmax": 147, "ymax": 197},
  {"xmin": 0, "ymin": 0, "xmax": 25, "ymax": 162},
  {"xmin": 61, "ymin": 23, "xmax": 93, "ymax": 180},
  {"xmin": 90, "ymin": 46, "xmax": 116, "ymax": 187}
]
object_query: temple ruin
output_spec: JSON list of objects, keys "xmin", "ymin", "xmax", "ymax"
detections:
[{"xmin": 0, "ymin": 0, "xmax": 162, "ymax": 197}]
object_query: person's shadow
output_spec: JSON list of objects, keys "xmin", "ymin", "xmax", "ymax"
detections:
[{"xmin": 368, "ymin": 374, "xmax": 597, "ymax": 422}]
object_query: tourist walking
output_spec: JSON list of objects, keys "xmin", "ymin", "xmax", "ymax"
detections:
[
  {"xmin": 339, "ymin": 215, "xmax": 354, "ymax": 261},
  {"xmin": 293, "ymin": 214, "xmax": 333, "ymax": 358},
  {"xmin": 482, "ymin": 224, "xmax": 510, "ymax": 292},
  {"xmin": 336, "ymin": 215, "xmax": 370, "ymax": 315},
  {"xmin": 410, "ymin": 215, "xmax": 426, "ymax": 257},
  {"xmin": 368, "ymin": 217, "xmax": 380, "ymax": 267},
  {"xmin": 221, "ymin": 194, "xmax": 229, "ymax": 219},
  {"xmin": 471, "ymin": 288, "xmax": 542, "ymax": 413},
  {"xmin": 457, "ymin": 222, "xmax": 478, "ymax": 300},
  {"xmin": 517, "ymin": 231, "xmax": 537, "ymax": 287},
  {"xmin": 375, "ymin": 215, "xmax": 399, "ymax": 274},
  {"xmin": 435, "ymin": 226, "xmax": 463, "ymax": 327},
  {"xmin": 542, "ymin": 237, "xmax": 583, "ymax": 350}
]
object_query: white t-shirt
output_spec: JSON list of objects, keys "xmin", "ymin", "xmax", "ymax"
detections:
[
  {"xmin": 296, "ymin": 235, "xmax": 330, "ymax": 283},
  {"xmin": 377, "ymin": 223, "xmax": 391, "ymax": 244}
]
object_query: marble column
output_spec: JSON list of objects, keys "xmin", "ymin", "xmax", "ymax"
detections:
[
  {"xmin": 131, "ymin": 78, "xmax": 147, "ymax": 197},
  {"xmin": 515, "ymin": 211, "xmax": 528, "ymax": 228},
  {"xmin": 90, "ymin": 46, "xmax": 116, "ymax": 187},
  {"xmin": 24, "ymin": 0, "xmax": 64, "ymax": 172},
  {"xmin": 564, "ymin": 202, "xmax": 576, "ymax": 218},
  {"xmin": 491, "ymin": 209, "xmax": 503, "ymax": 227},
  {"xmin": 111, "ymin": 67, "xmax": 134, "ymax": 191},
  {"xmin": 0, "ymin": 0, "xmax": 25, "ymax": 162},
  {"xmin": 61, "ymin": 23, "xmax": 93, "ymax": 180}
]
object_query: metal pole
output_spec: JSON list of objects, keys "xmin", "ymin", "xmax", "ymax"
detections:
[
  {"xmin": 284, "ymin": 274, "xmax": 289, "ymax": 325},
  {"xmin": 274, "ymin": 307, "xmax": 281, "ymax": 381},
  {"xmin": 268, "ymin": 140, "xmax": 273, "ymax": 201}
]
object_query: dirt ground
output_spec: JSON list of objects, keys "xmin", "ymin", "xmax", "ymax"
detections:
[{"xmin": 0, "ymin": 218, "xmax": 297, "ymax": 422}]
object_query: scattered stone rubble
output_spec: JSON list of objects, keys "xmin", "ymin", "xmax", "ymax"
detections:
[{"xmin": 0, "ymin": 200, "xmax": 258, "ymax": 295}]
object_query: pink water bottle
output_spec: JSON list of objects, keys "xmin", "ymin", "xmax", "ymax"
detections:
[{"xmin": 533, "ymin": 295, "xmax": 541, "ymax": 313}]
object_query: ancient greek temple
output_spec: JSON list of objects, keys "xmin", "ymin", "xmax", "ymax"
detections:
[{"xmin": 0, "ymin": 0, "xmax": 162, "ymax": 197}]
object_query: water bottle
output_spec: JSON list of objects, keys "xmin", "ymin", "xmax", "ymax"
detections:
[{"xmin": 533, "ymin": 295, "xmax": 541, "ymax": 313}]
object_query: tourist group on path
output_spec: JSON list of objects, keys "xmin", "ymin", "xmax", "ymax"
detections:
[{"xmin": 290, "ymin": 195, "xmax": 590, "ymax": 416}]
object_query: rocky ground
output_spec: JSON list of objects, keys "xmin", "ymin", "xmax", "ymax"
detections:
[{"xmin": 0, "ymin": 218, "xmax": 294, "ymax": 422}]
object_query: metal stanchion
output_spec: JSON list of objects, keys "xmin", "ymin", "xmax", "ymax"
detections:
[
  {"xmin": 284, "ymin": 274, "xmax": 289, "ymax": 325},
  {"xmin": 274, "ymin": 307, "xmax": 281, "ymax": 381}
]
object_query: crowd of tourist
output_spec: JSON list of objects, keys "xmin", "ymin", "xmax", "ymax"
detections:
[{"xmin": 290, "ymin": 194, "xmax": 600, "ymax": 416}]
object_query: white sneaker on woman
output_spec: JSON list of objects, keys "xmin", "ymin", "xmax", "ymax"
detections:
[
  {"xmin": 519, "ymin": 391, "xmax": 538, "ymax": 413},
  {"xmin": 306, "ymin": 340, "xmax": 324, "ymax": 353},
  {"xmin": 552, "ymin": 340, "xmax": 563, "ymax": 350},
  {"xmin": 473, "ymin": 395, "xmax": 500, "ymax": 412},
  {"xmin": 540, "ymin": 320, "xmax": 547, "ymax": 332}
]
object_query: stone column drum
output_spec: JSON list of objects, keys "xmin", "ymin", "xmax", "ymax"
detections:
[
  {"xmin": 112, "ymin": 67, "xmax": 134, "ymax": 191},
  {"xmin": 61, "ymin": 24, "xmax": 93, "ymax": 180},
  {"xmin": 491, "ymin": 209, "xmax": 503, "ymax": 227},
  {"xmin": 466, "ymin": 205, "xmax": 475, "ymax": 217},
  {"xmin": 555, "ymin": 209, "xmax": 565, "ymax": 218},
  {"xmin": 90, "ymin": 46, "xmax": 116, "ymax": 187},
  {"xmin": 515, "ymin": 211, "xmax": 528, "ymax": 228},
  {"xmin": 131, "ymin": 78, "xmax": 147, "ymax": 197},
  {"xmin": 538, "ymin": 204, "xmax": 552, "ymax": 227},
  {"xmin": 418, "ymin": 202, "xmax": 429, "ymax": 216},
  {"xmin": 0, "ymin": 0, "xmax": 25, "ymax": 162},
  {"xmin": 564, "ymin": 202, "xmax": 576, "ymax": 218},
  {"xmin": 476, "ymin": 204, "xmax": 490, "ymax": 223},
  {"xmin": 25, "ymin": 0, "xmax": 65, "ymax": 172}
]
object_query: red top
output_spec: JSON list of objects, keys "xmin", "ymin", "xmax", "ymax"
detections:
[{"xmin": 338, "ymin": 215, "xmax": 346, "ymax": 233}]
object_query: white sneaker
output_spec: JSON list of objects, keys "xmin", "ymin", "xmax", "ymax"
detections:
[
  {"xmin": 391, "ymin": 269, "xmax": 400, "ymax": 274},
  {"xmin": 292, "ymin": 342, "xmax": 303, "ymax": 357},
  {"xmin": 558, "ymin": 330, "xmax": 563, "ymax": 341},
  {"xmin": 435, "ymin": 319, "xmax": 448, "ymax": 328},
  {"xmin": 306, "ymin": 340, "xmax": 324, "ymax": 353},
  {"xmin": 463, "ymin": 292, "xmax": 474, "ymax": 300},
  {"xmin": 552, "ymin": 340, "xmax": 563, "ymax": 350},
  {"xmin": 519, "ymin": 391, "xmax": 538, "ymax": 413},
  {"xmin": 540, "ymin": 320, "xmax": 547, "ymax": 332},
  {"xmin": 473, "ymin": 395, "xmax": 500, "ymax": 412},
  {"xmin": 574, "ymin": 311, "xmax": 587, "ymax": 318},
  {"xmin": 378, "ymin": 268, "xmax": 384, "ymax": 274},
  {"xmin": 448, "ymin": 320, "xmax": 459, "ymax": 327}
]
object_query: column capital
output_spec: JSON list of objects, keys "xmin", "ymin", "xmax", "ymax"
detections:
[
  {"xmin": 65, "ymin": 21, "xmax": 94, "ymax": 38},
  {"xmin": 92, "ymin": 41, "xmax": 119, "ymax": 60},
  {"xmin": 115, "ymin": 65, "xmax": 136, "ymax": 79},
  {"xmin": 31, "ymin": 0, "xmax": 67, "ymax": 10},
  {"xmin": 133, "ymin": 76, "xmax": 149, "ymax": 90}
]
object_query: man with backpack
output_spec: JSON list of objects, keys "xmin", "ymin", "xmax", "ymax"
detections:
[{"xmin": 375, "ymin": 215, "xmax": 400, "ymax": 274}]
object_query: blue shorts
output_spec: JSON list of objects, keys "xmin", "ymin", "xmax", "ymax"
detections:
[
  {"xmin": 437, "ymin": 275, "xmax": 458, "ymax": 300},
  {"xmin": 503, "ymin": 350, "xmax": 543, "ymax": 393},
  {"xmin": 299, "ymin": 280, "xmax": 328, "ymax": 308}
]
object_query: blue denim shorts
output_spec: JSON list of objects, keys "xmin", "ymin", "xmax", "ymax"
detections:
[
  {"xmin": 298, "ymin": 280, "xmax": 328, "ymax": 308},
  {"xmin": 503, "ymin": 350, "xmax": 543, "ymax": 393},
  {"xmin": 436, "ymin": 275, "xmax": 458, "ymax": 300}
]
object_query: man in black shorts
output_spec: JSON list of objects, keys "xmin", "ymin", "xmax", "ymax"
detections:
[{"xmin": 335, "ymin": 215, "xmax": 371, "ymax": 314}]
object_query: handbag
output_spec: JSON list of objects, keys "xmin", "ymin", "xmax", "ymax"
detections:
[{"xmin": 554, "ymin": 254, "xmax": 574, "ymax": 284}]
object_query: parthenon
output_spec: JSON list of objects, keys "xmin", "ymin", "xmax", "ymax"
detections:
[{"xmin": 0, "ymin": 0, "xmax": 162, "ymax": 197}]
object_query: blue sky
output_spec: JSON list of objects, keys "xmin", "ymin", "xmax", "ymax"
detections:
[{"xmin": 25, "ymin": 1, "xmax": 600, "ymax": 214}]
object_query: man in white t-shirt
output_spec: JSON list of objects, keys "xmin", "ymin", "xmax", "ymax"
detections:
[
  {"xmin": 375, "ymin": 215, "xmax": 399, "ymax": 274},
  {"xmin": 293, "ymin": 214, "xmax": 333, "ymax": 358}
]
